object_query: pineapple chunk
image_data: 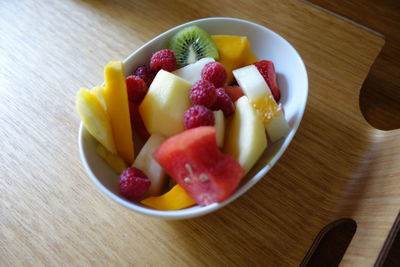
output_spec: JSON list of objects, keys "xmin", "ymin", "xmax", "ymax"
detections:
[
  {"xmin": 132, "ymin": 134, "xmax": 167, "ymax": 196},
  {"xmin": 224, "ymin": 96, "xmax": 267, "ymax": 174},
  {"xmin": 91, "ymin": 86, "xmax": 106, "ymax": 111},
  {"xmin": 104, "ymin": 61, "xmax": 134, "ymax": 165},
  {"xmin": 139, "ymin": 70, "xmax": 192, "ymax": 137},
  {"xmin": 76, "ymin": 88, "xmax": 116, "ymax": 154}
]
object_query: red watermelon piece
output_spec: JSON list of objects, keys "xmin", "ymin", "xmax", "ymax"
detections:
[{"xmin": 153, "ymin": 126, "xmax": 244, "ymax": 206}]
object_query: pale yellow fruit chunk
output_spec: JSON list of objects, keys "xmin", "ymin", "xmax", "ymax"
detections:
[
  {"xmin": 104, "ymin": 61, "xmax": 134, "ymax": 165},
  {"xmin": 91, "ymin": 86, "xmax": 106, "ymax": 111},
  {"xmin": 224, "ymin": 96, "xmax": 267, "ymax": 174},
  {"xmin": 139, "ymin": 70, "xmax": 192, "ymax": 137},
  {"xmin": 172, "ymin": 57, "xmax": 215, "ymax": 84},
  {"xmin": 233, "ymin": 65, "xmax": 290, "ymax": 141},
  {"xmin": 76, "ymin": 88, "xmax": 116, "ymax": 154},
  {"xmin": 213, "ymin": 110, "xmax": 225, "ymax": 148},
  {"xmin": 132, "ymin": 134, "xmax": 167, "ymax": 196}
]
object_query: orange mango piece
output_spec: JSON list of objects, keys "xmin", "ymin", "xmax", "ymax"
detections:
[
  {"xmin": 104, "ymin": 61, "xmax": 134, "ymax": 165},
  {"xmin": 243, "ymin": 50, "xmax": 258, "ymax": 66},
  {"xmin": 141, "ymin": 184, "xmax": 196, "ymax": 210},
  {"xmin": 211, "ymin": 35, "xmax": 257, "ymax": 84}
]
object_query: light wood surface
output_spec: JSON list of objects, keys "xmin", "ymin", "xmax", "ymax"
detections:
[
  {"xmin": 307, "ymin": 0, "xmax": 400, "ymax": 131},
  {"xmin": 1, "ymin": 0, "xmax": 398, "ymax": 266}
]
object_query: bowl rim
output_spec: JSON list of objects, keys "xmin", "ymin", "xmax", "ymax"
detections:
[{"xmin": 78, "ymin": 16, "xmax": 308, "ymax": 219}]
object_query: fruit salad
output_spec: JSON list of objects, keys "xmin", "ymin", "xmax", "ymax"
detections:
[{"xmin": 76, "ymin": 25, "xmax": 290, "ymax": 210}]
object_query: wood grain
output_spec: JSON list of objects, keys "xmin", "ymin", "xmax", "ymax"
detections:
[
  {"xmin": 0, "ymin": 0, "xmax": 398, "ymax": 266},
  {"xmin": 306, "ymin": 0, "xmax": 400, "ymax": 130}
]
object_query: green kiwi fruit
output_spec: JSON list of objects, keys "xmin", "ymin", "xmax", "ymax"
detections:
[{"xmin": 168, "ymin": 25, "xmax": 219, "ymax": 68}]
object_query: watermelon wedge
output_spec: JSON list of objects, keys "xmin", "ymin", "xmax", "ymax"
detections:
[{"xmin": 153, "ymin": 126, "xmax": 244, "ymax": 206}]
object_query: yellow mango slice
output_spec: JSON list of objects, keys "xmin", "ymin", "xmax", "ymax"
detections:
[
  {"xmin": 104, "ymin": 61, "xmax": 134, "ymax": 165},
  {"xmin": 211, "ymin": 35, "xmax": 254, "ymax": 84},
  {"xmin": 96, "ymin": 144, "xmax": 127, "ymax": 174},
  {"xmin": 141, "ymin": 184, "xmax": 196, "ymax": 210},
  {"xmin": 76, "ymin": 88, "xmax": 116, "ymax": 154}
]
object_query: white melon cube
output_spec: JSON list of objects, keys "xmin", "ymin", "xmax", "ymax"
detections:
[
  {"xmin": 233, "ymin": 65, "xmax": 271, "ymax": 101},
  {"xmin": 132, "ymin": 134, "xmax": 166, "ymax": 196},
  {"xmin": 172, "ymin": 57, "xmax": 215, "ymax": 84},
  {"xmin": 266, "ymin": 110, "xmax": 290, "ymax": 142}
]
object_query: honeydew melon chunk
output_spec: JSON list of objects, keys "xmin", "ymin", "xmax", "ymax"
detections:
[
  {"xmin": 139, "ymin": 70, "xmax": 192, "ymax": 137},
  {"xmin": 224, "ymin": 96, "xmax": 267, "ymax": 174},
  {"xmin": 233, "ymin": 65, "xmax": 290, "ymax": 141},
  {"xmin": 214, "ymin": 110, "xmax": 225, "ymax": 148},
  {"xmin": 172, "ymin": 57, "xmax": 215, "ymax": 84},
  {"xmin": 132, "ymin": 134, "xmax": 167, "ymax": 196}
]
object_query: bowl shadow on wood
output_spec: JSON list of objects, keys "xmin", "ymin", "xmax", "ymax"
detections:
[{"xmin": 163, "ymin": 93, "xmax": 400, "ymax": 265}]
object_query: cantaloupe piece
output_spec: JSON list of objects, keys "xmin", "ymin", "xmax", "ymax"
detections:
[
  {"xmin": 243, "ymin": 50, "xmax": 258, "ymax": 66},
  {"xmin": 211, "ymin": 35, "xmax": 253, "ymax": 84},
  {"xmin": 104, "ymin": 61, "xmax": 134, "ymax": 165}
]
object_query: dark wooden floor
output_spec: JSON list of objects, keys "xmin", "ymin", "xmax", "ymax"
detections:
[
  {"xmin": 304, "ymin": 1, "xmax": 400, "ymax": 266},
  {"xmin": 307, "ymin": 0, "xmax": 400, "ymax": 130}
]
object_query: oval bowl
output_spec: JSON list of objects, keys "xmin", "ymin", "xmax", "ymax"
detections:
[{"xmin": 79, "ymin": 17, "xmax": 308, "ymax": 219}]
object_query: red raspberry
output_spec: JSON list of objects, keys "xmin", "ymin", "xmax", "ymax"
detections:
[
  {"xmin": 183, "ymin": 105, "xmax": 215, "ymax": 129},
  {"xmin": 190, "ymin": 80, "xmax": 217, "ymax": 108},
  {"xmin": 201, "ymin": 62, "xmax": 227, "ymax": 88},
  {"xmin": 134, "ymin": 65, "xmax": 156, "ymax": 87},
  {"xmin": 211, "ymin": 88, "xmax": 235, "ymax": 117},
  {"xmin": 119, "ymin": 167, "xmax": 151, "ymax": 201},
  {"xmin": 150, "ymin": 49, "xmax": 176, "ymax": 72},
  {"xmin": 126, "ymin": 75, "xmax": 148, "ymax": 103},
  {"xmin": 253, "ymin": 60, "xmax": 281, "ymax": 102}
]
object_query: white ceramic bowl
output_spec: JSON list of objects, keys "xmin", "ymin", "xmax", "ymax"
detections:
[{"xmin": 79, "ymin": 17, "xmax": 308, "ymax": 219}]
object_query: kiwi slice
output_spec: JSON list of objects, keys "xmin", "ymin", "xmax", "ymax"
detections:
[{"xmin": 168, "ymin": 25, "xmax": 219, "ymax": 68}]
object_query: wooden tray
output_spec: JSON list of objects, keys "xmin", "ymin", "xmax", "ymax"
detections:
[{"xmin": 1, "ymin": 0, "xmax": 399, "ymax": 266}]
